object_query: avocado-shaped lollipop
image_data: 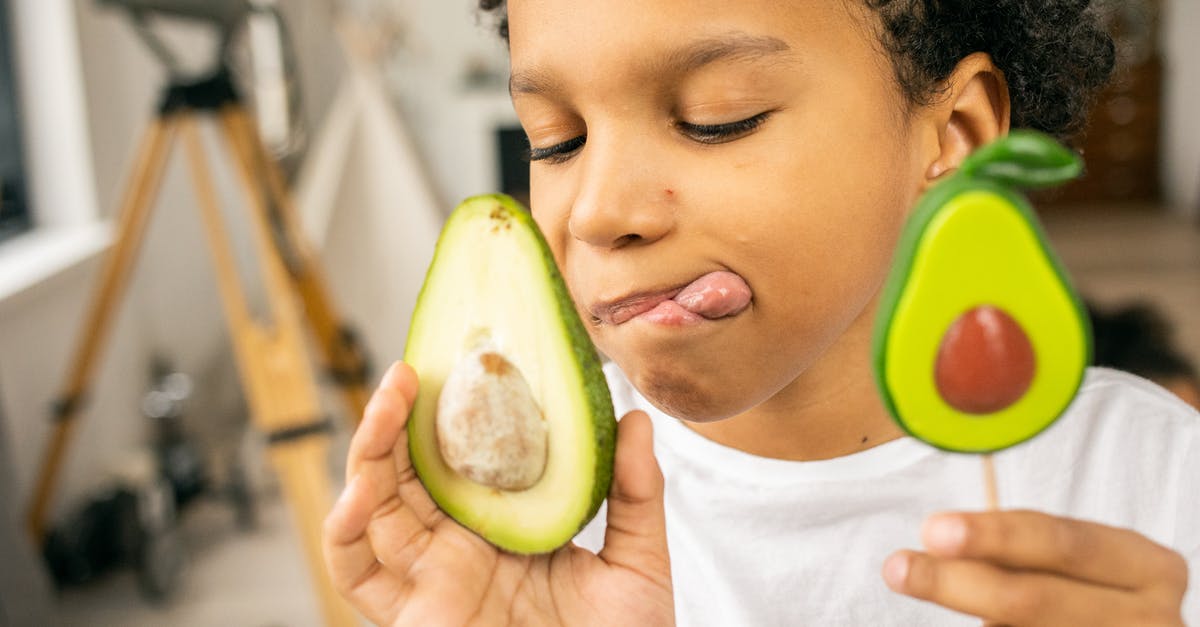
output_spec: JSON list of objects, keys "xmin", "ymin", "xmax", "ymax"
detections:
[
  {"xmin": 405, "ymin": 194, "xmax": 616, "ymax": 554},
  {"xmin": 872, "ymin": 131, "xmax": 1093, "ymax": 454}
]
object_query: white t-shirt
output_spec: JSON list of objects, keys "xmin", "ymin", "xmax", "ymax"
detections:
[{"xmin": 573, "ymin": 365, "xmax": 1200, "ymax": 626}]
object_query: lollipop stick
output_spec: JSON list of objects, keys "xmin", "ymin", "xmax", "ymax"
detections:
[{"xmin": 981, "ymin": 453, "xmax": 999, "ymax": 511}]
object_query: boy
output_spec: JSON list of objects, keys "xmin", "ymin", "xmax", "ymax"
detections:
[{"xmin": 323, "ymin": 1, "xmax": 1198, "ymax": 624}]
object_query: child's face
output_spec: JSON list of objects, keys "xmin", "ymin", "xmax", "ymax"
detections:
[{"xmin": 509, "ymin": 0, "xmax": 934, "ymax": 422}]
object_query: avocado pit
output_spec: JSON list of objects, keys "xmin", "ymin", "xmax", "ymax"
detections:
[{"xmin": 436, "ymin": 348, "xmax": 548, "ymax": 491}]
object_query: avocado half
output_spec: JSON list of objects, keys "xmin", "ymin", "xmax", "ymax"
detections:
[
  {"xmin": 404, "ymin": 194, "xmax": 615, "ymax": 554},
  {"xmin": 872, "ymin": 131, "xmax": 1093, "ymax": 453}
]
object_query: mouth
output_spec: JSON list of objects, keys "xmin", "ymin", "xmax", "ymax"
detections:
[{"xmin": 589, "ymin": 270, "xmax": 753, "ymax": 327}]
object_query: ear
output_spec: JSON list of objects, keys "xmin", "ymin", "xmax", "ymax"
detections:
[{"xmin": 919, "ymin": 52, "xmax": 1011, "ymax": 188}]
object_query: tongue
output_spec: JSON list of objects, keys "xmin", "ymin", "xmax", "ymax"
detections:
[{"xmin": 672, "ymin": 271, "xmax": 752, "ymax": 319}]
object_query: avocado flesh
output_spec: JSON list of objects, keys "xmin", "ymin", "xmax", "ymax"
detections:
[
  {"xmin": 405, "ymin": 194, "xmax": 615, "ymax": 555},
  {"xmin": 873, "ymin": 182, "xmax": 1091, "ymax": 453}
]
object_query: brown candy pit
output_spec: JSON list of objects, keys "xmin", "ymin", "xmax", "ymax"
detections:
[{"xmin": 934, "ymin": 305, "xmax": 1036, "ymax": 415}]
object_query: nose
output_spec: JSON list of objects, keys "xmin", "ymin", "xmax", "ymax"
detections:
[{"xmin": 567, "ymin": 133, "xmax": 674, "ymax": 249}]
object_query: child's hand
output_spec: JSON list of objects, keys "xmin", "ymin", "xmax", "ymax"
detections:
[
  {"xmin": 883, "ymin": 510, "xmax": 1189, "ymax": 625},
  {"xmin": 323, "ymin": 362, "xmax": 674, "ymax": 626}
]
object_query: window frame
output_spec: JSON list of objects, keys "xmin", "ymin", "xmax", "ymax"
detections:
[{"xmin": 0, "ymin": 1, "xmax": 105, "ymax": 310}]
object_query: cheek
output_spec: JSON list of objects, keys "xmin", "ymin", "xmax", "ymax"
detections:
[
  {"xmin": 530, "ymin": 196, "xmax": 581, "ymax": 297},
  {"xmin": 530, "ymin": 192, "xmax": 569, "ymax": 260},
  {"xmin": 530, "ymin": 199, "xmax": 600, "ymax": 331},
  {"xmin": 702, "ymin": 128, "xmax": 912, "ymax": 312}
]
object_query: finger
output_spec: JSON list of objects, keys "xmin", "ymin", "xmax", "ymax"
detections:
[
  {"xmin": 921, "ymin": 510, "xmax": 1189, "ymax": 592},
  {"xmin": 598, "ymin": 411, "xmax": 672, "ymax": 590},
  {"xmin": 348, "ymin": 361, "xmax": 419, "ymax": 481},
  {"xmin": 324, "ymin": 476, "xmax": 377, "ymax": 582},
  {"xmin": 347, "ymin": 362, "xmax": 442, "ymax": 570},
  {"xmin": 883, "ymin": 550, "xmax": 1144, "ymax": 627},
  {"xmin": 394, "ymin": 431, "xmax": 443, "ymax": 528},
  {"xmin": 382, "ymin": 364, "xmax": 447, "ymax": 528},
  {"xmin": 351, "ymin": 361, "xmax": 441, "ymax": 526},
  {"xmin": 322, "ymin": 476, "xmax": 402, "ymax": 621},
  {"xmin": 366, "ymin": 488, "xmax": 436, "ymax": 573}
]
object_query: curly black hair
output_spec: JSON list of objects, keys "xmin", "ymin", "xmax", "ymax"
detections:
[{"xmin": 477, "ymin": 0, "xmax": 1115, "ymax": 144}]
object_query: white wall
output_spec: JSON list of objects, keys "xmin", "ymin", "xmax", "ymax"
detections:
[
  {"xmin": 379, "ymin": 0, "xmax": 514, "ymax": 207},
  {"xmin": 1163, "ymin": 0, "xmax": 1200, "ymax": 218}
]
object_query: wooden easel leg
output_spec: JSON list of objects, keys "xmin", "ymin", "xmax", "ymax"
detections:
[
  {"xmin": 26, "ymin": 117, "xmax": 178, "ymax": 542},
  {"xmin": 179, "ymin": 117, "xmax": 358, "ymax": 627},
  {"xmin": 220, "ymin": 107, "xmax": 371, "ymax": 425}
]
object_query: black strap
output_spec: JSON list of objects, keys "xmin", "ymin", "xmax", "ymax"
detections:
[
  {"xmin": 51, "ymin": 393, "xmax": 87, "ymax": 423},
  {"xmin": 266, "ymin": 418, "xmax": 333, "ymax": 446}
]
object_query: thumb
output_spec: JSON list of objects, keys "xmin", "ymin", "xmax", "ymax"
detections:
[{"xmin": 598, "ymin": 410, "xmax": 671, "ymax": 585}]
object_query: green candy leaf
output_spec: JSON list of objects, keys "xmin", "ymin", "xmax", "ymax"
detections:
[{"xmin": 958, "ymin": 130, "xmax": 1083, "ymax": 189}]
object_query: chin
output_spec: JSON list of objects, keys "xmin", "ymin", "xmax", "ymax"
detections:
[{"xmin": 625, "ymin": 360, "xmax": 753, "ymax": 423}]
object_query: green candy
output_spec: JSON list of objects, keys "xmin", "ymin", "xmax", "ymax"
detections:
[{"xmin": 872, "ymin": 131, "xmax": 1093, "ymax": 453}]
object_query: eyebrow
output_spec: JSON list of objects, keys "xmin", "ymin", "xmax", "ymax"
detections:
[
  {"xmin": 509, "ymin": 32, "xmax": 794, "ymax": 96},
  {"xmin": 668, "ymin": 33, "xmax": 792, "ymax": 73}
]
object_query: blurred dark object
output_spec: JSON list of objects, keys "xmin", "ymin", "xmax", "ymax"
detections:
[
  {"xmin": 144, "ymin": 358, "xmax": 258, "ymax": 527},
  {"xmin": 144, "ymin": 359, "xmax": 207, "ymax": 509},
  {"xmin": 40, "ymin": 360, "xmax": 260, "ymax": 602},
  {"xmin": 496, "ymin": 126, "xmax": 531, "ymax": 208},
  {"xmin": 1087, "ymin": 300, "xmax": 1200, "ymax": 409},
  {"xmin": 42, "ymin": 478, "xmax": 183, "ymax": 601},
  {"xmin": 0, "ymin": 1, "xmax": 31, "ymax": 243},
  {"xmin": 40, "ymin": 361, "xmax": 206, "ymax": 601},
  {"xmin": 1038, "ymin": 0, "xmax": 1162, "ymax": 206},
  {"xmin": 43, "ymin": 486, "xmax": 141, "ymax": 588},
  {"xmin": 0, "ymin": 179, "xmax": 30, "ymax": 241}
]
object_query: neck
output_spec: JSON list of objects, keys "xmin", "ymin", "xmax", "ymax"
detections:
[{"xmin": 684, "ymin": 303, "xmax": 904, "ymax": 461}]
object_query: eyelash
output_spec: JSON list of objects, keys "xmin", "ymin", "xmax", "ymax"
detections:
[
  {"xmin": 525, "ymin": 111, "xmax": 773, "ymax": 164},
  {"xmin": 526, "ymin": 135, "xmax": 586, "ymax": 164},
  {"xmin": 677, "ymin": 111, "xmax": 772, "ymax": 144}
]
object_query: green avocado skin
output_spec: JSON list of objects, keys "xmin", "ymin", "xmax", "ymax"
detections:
[
  {"xmin": 871, "ymin": 173, "xmax": 1093, "ymax": 453},
  {"xmin": 404, "ymin": 194, "xmax": 615, "ymax": 554}
]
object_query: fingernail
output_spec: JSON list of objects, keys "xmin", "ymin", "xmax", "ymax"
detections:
[
  {"xmin": 882, "ymin": 552, "xmax": 910, "ymax": 590},
  {"xmin": 924, "ymin": 514, "xmax": 967, "ymax": 553},
  {"xmin": 335, "ymin": 476, "xmax": 358, "ymax": 507},
  {"xmin": 381, "ymin": 361, "xmax": 402, "ymax": 387}
]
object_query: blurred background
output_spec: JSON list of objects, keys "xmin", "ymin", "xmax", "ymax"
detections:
[{"xmin": 0, "ymin": 0, "xmax": 1195, "ymax": 625}]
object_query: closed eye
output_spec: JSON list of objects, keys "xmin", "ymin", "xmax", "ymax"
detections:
[
  {"xmin": 678, "ymin": 111, "xmax": 772, "ymax": 144},
  {"xmin": 526, "ymin": 135, "xmax": 586, "ymax": 164},
  {"xmin": 525, "ymin": 111, "xmax": 770, "ymax": 162}
]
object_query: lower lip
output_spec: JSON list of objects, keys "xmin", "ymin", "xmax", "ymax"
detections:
[{"xmin": 634, "ymin": 299, "xmax": 706, "ymax": 326}]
